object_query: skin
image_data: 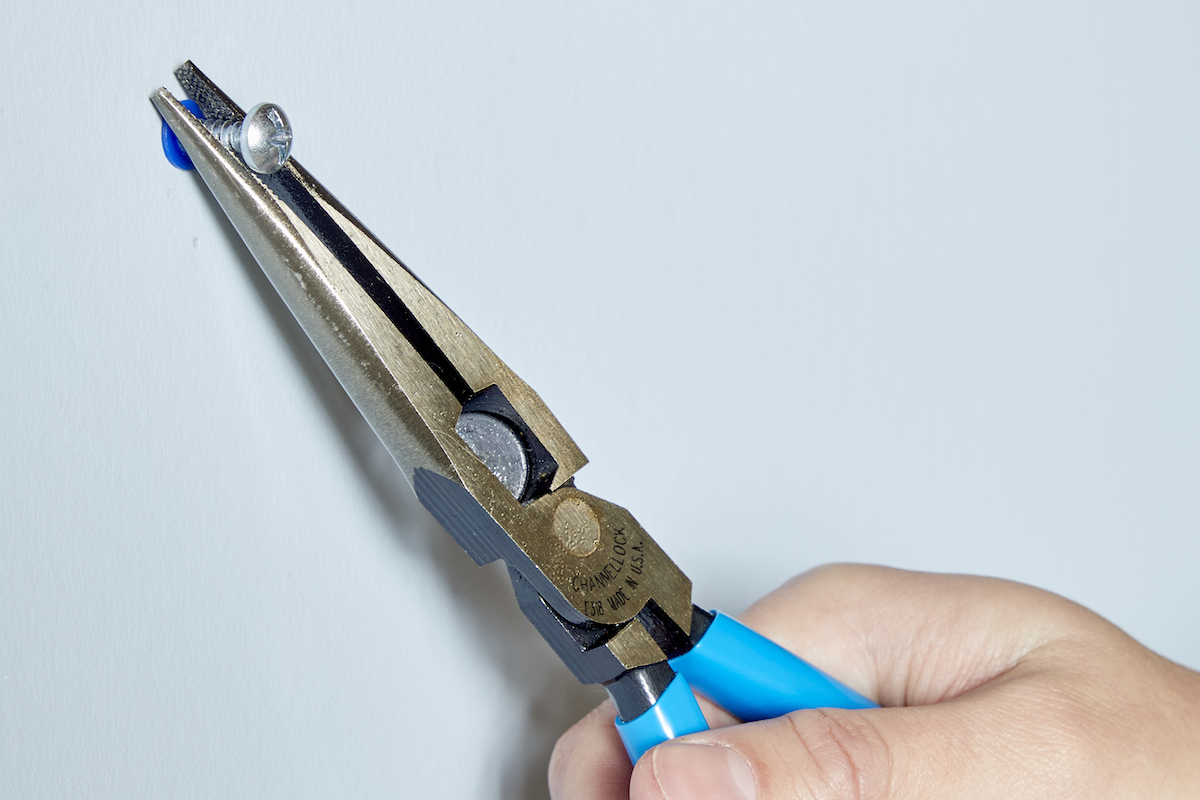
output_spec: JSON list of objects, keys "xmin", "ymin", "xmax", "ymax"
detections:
[{"xmin": 549, "ymin": 564, "xmax": 1200, "ymax": 800}]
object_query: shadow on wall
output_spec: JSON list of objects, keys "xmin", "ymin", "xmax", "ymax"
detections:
[{"xmin": 197, "ymin": 184, "xmax": 604, "ymax": 800}]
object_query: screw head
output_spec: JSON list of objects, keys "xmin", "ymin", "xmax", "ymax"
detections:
[{"xmin": 240, "ymin": 102, "xmax": 293, "ymax": 174}]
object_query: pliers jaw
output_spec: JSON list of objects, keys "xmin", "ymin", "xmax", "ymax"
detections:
[
  {"xmin": 156, "ymin": 62, "xmax": 880, "ymax": 766},
  {"xmin": 153, "ymin": 61, "xmax": 697, "ymax": 696}
]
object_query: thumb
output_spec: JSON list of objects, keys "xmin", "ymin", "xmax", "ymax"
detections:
[
  {"xmin": 629, "ymin": 684, "xmax": 1077, "ymax": 800},
  {"xmin": 629, "ymin": 705, "xmax": 901, "ymax": 800}
]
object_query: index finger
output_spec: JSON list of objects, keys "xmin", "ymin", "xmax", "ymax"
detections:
[
  {"xmin": 548, "ymin": 701, "xmax": 630, "ymax": 800},
  {"xmin": 549, "ymin": 694, "xmax": 739, "ymax": 799},
  {"xmin": 736, "ymin": 563, "xmax": 1084, "ymax": 707}
]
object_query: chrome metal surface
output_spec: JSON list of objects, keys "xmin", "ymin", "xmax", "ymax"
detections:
[{"xmin": 206, "ymin": 101, "xmax": 293, "ymax": 174}]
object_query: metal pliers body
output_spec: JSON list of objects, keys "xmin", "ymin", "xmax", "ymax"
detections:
[{"xmin": 153, "ymin": 63, "xmax": 875, "ymax": 763}]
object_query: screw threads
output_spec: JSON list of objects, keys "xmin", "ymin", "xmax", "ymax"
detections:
[
  {"xmin": 205, "ymin": 103, "xmax": 293, "ymax": 175},
  {"xmin": 205, "ymin": 117, "xmax": 243, "ymax": 152},
  {"xmin": 160, "ymin": 98, "xmax": 292, "ymax": 175}
]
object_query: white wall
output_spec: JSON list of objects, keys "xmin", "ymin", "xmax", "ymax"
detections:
[{"xmin": 2, "ymin": 2, "xmax": 1197, "ymax": 798}]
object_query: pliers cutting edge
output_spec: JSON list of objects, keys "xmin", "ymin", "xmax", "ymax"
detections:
[{"xmin": 152, "ymin": 62, "xmax": 876, "ymax": 764}]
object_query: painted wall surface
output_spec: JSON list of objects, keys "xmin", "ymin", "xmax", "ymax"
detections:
[{"xmin": 2, "ymin": 3, "xmax": 1197, "ymax": 798}]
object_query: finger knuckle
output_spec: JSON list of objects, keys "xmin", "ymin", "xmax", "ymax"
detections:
[
  {"xmin": 789, "ymin": 563, "xmax": 859, "ymax": 588},
  {"xmin": 780, "ymin": 710, "xmax": 892, "ymax": 800}
]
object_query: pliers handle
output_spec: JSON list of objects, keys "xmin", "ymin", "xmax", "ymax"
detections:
[{"xmin": 617, "ymin": 609, "xmax": 876, "ymax": 762}]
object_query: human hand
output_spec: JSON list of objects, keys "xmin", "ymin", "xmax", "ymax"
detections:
[{"xmin": 548, "ymin": 564, "xmax": 1200, "ymax": 799}]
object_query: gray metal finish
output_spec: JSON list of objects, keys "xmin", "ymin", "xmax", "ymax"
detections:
[{"xmin": 454, "ymin": 412, "xmax": 529, "ymax": 499}]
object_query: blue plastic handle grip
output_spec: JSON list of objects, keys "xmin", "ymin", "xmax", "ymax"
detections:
[
  {"xmin": 670, "ymin": 611, "xmax": 877, "ymax": 722},
  {"xmin": 614, "ymin": 673, "xmax": 709, "ymax": 763}
]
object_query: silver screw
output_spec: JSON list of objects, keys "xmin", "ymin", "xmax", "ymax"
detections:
[{"xmin": 206, "ymin": 102, "xmax": 293, "ymax": 174}]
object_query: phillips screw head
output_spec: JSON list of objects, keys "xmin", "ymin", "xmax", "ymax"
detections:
[
  {"xmin": 161, "ymin": 100, "xmax": 293, "ymax": 175},
  {"xmin": 235, "ymin": 102, "xmax": 293, "ymax": 174}
]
